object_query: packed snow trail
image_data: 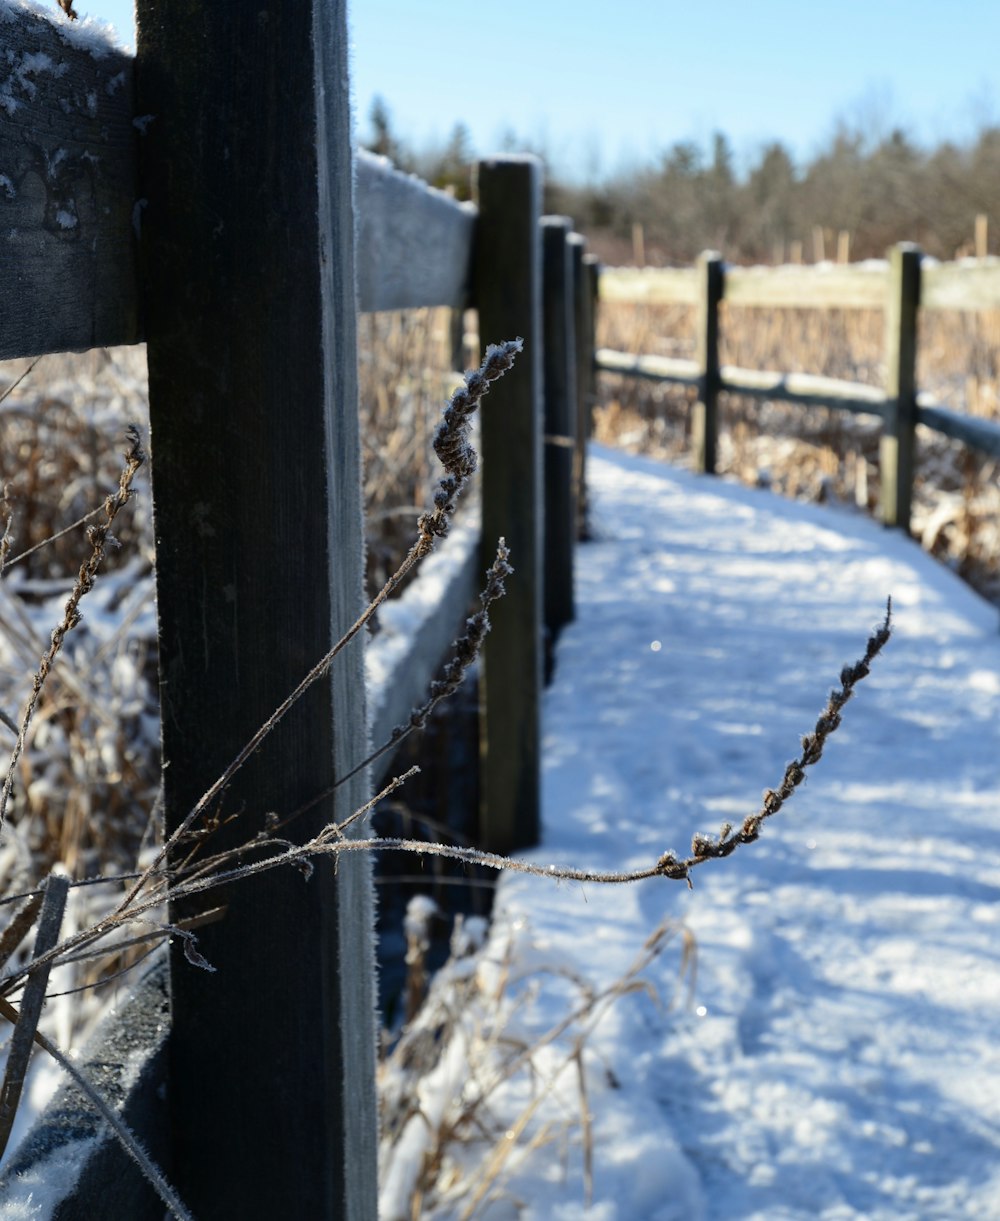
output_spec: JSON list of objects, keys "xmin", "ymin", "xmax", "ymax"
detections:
[{"xmin": 480, "ymin": 443, "xmax": 1000, "ymax": 1220}]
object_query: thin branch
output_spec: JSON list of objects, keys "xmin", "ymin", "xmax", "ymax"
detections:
[
  {"xmin": 115, "ymin": 340, "xmax": 522, "ymax": 916},
  {"xmin": 337, "ymin": 539, "xmax": 512, "ymax": 787},
  {"xmin": 0, "ymin": 873, "xmax": 68, "ymax": 1161},
  {"xmin": 0, "ymin": 357, "xmax": 42, "ymax": 408},
  {"xmin": 4, "ymin": 504, "xmax": 109, "ymax": 571},
  {"xmin": 0, "ymin": 428, "xmax": 145, "ymax": 839}
]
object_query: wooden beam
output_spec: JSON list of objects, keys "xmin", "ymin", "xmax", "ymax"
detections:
[
  {"xmin": 0, "ymin": 5, "xmax": 139, "ymax": 358},
  {"xmin": 473, "ymin": 155, "xmax": 543, "ymax": 854},
  {"xmin": 917, "ymin": 401, "xmax": 1000, "ymax": 460},
  {"xmin": 598, "ymin": 265, "xmax": 698, "ymax": 305},
  {"xmin": 541, "ymin": 216, "xmax": 576, "ymax": 655},
  {"xmin": 693, "ymin": 251, "xmax": 724, "ymax": 474},
  {"xmin": 135, "ymin": 1, "xmax": 375, "ymax": 1216},
  {"xmin": 569, "ymin": 236, "xmax": 593, "ymax": 540},
  {"xmin": 355, "ymin": 151, "xmax": 474, "ymax": 312},
  {"xmin": 880, "ymin": 244, "xmax": 921, "ymax": 532},
  {"xmin": 922, "ymin": 261, "xmax": 1000, "ymax": 311}
]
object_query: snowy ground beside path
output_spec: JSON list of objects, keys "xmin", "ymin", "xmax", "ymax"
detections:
[{"xmin": 475, "ymin": 443, "xmax": 1000, "ymax": 1220}]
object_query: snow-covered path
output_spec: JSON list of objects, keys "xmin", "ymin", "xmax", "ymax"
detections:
[{"xmin": 488, "ymin": 443, "xmax": 1000, "ymax": 1220}]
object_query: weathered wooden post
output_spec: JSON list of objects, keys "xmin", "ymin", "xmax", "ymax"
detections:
[
  {"xmin": 473, "ymin": 155, "xmax": 544, "ymax": 853},
  {"xmin": 570, "ymin": 241, "xmax": 598, "ymax": 540},
  {"xmin": 135, "ymin": 1, "xmax": 376, "ymax": 1217},
  {"xmin": 693, "ymin": 251, "xmax": 724, "ymax": 475},
  {"xmin": 541, "ymin": 216, "xmax": 577, "ymax": 656},
  {"xmin": 880, "ymin": 243, "xmax": 921, "ymax": 532}
]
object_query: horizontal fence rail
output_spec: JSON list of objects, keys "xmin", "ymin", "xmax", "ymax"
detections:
[
  {"xmin": 600, "ymin": 259, "xmax": 1000, "ymax": 312},
  {"xmin": 598, "ymin": 246, "xmax": 1000, "ymax": 533},
  {"xmin": 355, "ymin": 151, "xmax": 475, "ymax": 312}
]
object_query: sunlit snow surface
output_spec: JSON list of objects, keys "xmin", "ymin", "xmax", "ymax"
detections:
[{"xmin": 475, "ymin": 444, "xmax": 1000, "ymax": 1220}]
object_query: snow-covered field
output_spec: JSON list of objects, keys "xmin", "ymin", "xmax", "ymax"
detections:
[{"xmin": 385, "ymin": 443, "xmax": 1000, "ymax": 1220}]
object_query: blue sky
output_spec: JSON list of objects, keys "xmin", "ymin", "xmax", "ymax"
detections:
[{"xmin": 82, "ymin": 0, "xmax": 999, "ymax": 181}]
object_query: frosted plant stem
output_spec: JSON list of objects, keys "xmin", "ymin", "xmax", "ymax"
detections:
[
  {"xmin": 116, "ymin": 340, "xmax": 523, "ymax": 916},
  {"xmin": 0, "ymin": 428, "xmax": 144, "ymax": 840},
  {"xmin": 0, "ymin": 872, "xmax": 68, "ymax": 1161}
]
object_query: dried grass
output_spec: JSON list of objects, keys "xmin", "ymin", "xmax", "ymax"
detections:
[{"xmin": 378, "ymin": 910, "xmax": 694, "ymax": 1220}]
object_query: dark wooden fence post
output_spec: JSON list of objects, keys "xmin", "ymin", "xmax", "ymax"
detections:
[
  {"xmin": 135, "ymin": 2, "xmax": 376, "ymax": 1217},
  {"xmin": 542, "ymin": 217, "xmax": 577, "ymax": 657},
  {"xmin": 570, "ymin": 242, "xmax": 598, "ymax": 540},
  {"xmin": 880, "ymin": 243, "xmax": 922, "ymax": 531},
  {"xmin": 693, "ymin": 251, "xmax": 724, "ymax": 475},
  {"xmin": 474, "ymin": 155, "xmax": 544, "ymax": 853}
]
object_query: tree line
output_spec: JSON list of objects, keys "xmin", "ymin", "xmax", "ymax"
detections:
[{"xmin": 364, "ymin": 96, "xmax": 1000, "ymax": 266}]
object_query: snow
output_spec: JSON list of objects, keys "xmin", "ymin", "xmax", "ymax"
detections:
[
  {"xmin": 365, "ymin": 505, "xmax": 479, "ymax": 712},
  {"xmin": 0, "ymin": 0, "xmax": 126, "ymax": 57},
  {"xmin": 395, "ymin": 442, "xmax": 1000, "ymax": 1218}
]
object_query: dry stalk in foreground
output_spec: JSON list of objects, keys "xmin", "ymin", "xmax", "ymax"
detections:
[
  {"xmin": 0, "ymin": 426, "xmax": 145, "ymax": 840},
  {"xmin": 0, "ymin": 337, "xmax": 892, "ymax": 1220}
]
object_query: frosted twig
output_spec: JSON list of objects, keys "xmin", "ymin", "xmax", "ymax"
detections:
[
  {"xmin": 0, "ymin": 873, "xmax": 67, "ymax": 1162},
  {"xmin": 336, "ymin": 540, "xmax": 513, "ymax": 787},
  {"xmin": 115, "ymin": 340, "xmax": 522, "ymax": 915},
  {"xmin": 4, "ymin": 503, "xmax": 108, "ymax": 571},
  {"xmin": 0, "ymin": 485, "xmax": 12, "ymax": 577},
  {"xmin": 0, "ymin": 357, "xmax": 42, "ymax": 408}
]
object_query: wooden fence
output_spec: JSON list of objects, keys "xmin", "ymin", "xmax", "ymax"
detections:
[
  {"xmin": 0, "ymin": 4, "xmax": 596, "ymax": 1218},
  {"xmin": 599, "ymin": 249, "xmax": 1000, "ymax": 533}
]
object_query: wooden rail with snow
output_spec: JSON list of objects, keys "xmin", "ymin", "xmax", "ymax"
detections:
[
  {"xmin": 0, "ymin": 3, "xmax": 590, "ymax": 1217},
  {"xmin": 598, "ymin": 250, "xmax": 1000, "ymax": 533}
]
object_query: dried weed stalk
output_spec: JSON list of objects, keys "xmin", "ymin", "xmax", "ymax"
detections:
[
  {"xmin": 379, "ymin": 914, "xmax": 693, "ymax": 1219},
  {"xmin": 0, "ymin": 426, "xmax": 145, "ymax": 840},
  {"xmin": 0, "ymin": 336, "xmax": 893, "ymax": 1220}
]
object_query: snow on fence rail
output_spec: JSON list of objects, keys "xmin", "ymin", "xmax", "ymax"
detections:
[
  {"xmin": 0, "ymin": 3, "xmax": 596, "ymax": 1217},
  {"xmin": 598, "ymin": 250, "xmax": 1000, "ymax": 531}
]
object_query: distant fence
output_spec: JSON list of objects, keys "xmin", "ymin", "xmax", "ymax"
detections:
[
  {"xmin": 598, "ymin": 249, "xmax": 1000, "ymax": 532},
  {"xmin": 0, "ymin": 3, "xmax": 596, "ymax": 1218}
]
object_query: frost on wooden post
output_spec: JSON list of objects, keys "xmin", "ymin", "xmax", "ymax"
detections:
[{"xmin": 0, "ymin": 0, "xmax": 139, "ymax": 358}]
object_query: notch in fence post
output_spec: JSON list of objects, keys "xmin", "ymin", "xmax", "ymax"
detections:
[
  {"xmin": 880, "ymin": 243, "xmax": 921, "ymax": 532},
  {"xmin": 693, "ymin": 251, "xmax": 724, "ymax": 475},
  {"xmin": 474, "ymin": 155, "xmax": 544, "ymax": 854},
  {"xmin": 135, "ymin": 2, "xmax": 376, "ymax": 1217},
  {"xmin": 541, "ymin": 216, "xmax": 577, "ymax": 663}
]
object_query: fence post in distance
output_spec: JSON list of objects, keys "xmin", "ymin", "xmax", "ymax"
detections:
[
  {"xmin": 693, "ymin": 251, "xmax": 724, "ymax": 475},
  {"xmin": 571, "ymin": 243, "xmax": 598, "ymax": 540},
  {"xmin": 474, "ymin": 155, "xmax": 544, "ymax": 853},
  {"xmin": 880, "ymin": 243, "xmax": 921, "ymax": 532},
  {"xmin": 541, "ymin": 216, "xmax": 577, "ymax": 662}
]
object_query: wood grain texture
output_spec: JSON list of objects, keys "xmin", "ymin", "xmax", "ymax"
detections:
[
  {"xmin": 0, "ymin": 5, "xmax": 139, "ymax": 357},
  {"xmin": 135, "ymin": 0, "xmax": 375, "ymax": 1216},
  {"xmin": 356, "ymin": 150, "xmax": 474, "ymax": 312},
  {"xmin": 474, "ymin": 155, "xmax": 543, "ymax": 854}
]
